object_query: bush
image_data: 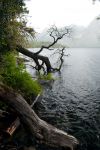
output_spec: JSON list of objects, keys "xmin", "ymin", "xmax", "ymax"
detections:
[
  {"xmin": 38, "ymin": 73, "xmax": 54, "ymax": 80},
  {"xmin": 0, "ymin": 52, "xmax": 42, "ymax": 100}
]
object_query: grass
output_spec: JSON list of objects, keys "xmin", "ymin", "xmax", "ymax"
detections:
[
  {"xmin": 38, "ymin": 73, "xmax": 54, "ymax": 80},
  {"xmin": 0, "ymin": 52, "xmax": 42, "ymax": 101}
]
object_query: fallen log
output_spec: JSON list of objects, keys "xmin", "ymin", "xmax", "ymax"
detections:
[
  {"xmin": 0, "ymin": 83, "xmax": 79, "ymax": 150},
  {"xmin": 4, "ymin": 93, "xmax": 42, "ymax": 137}
]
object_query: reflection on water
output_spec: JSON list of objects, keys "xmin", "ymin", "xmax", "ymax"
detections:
[{"xmin": 34, "ymin": 48, "xmax": 100, "ymax": 150}]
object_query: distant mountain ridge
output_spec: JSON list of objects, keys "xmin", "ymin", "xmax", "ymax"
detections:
[
  {"xmin": 75, "ymin": 19, "xmax": 100, "ymax": 47},
  {"xmin": 36, "ymin": 18, "xmax": 100, "ymax": 48}
]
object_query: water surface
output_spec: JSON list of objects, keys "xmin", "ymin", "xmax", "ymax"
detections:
[{"xmin": 34, "ymin": 48, "xmax": 100, "ymax": 150}]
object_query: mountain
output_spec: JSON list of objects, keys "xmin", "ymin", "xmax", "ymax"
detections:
[
  {"xmin": 75, "ymin": 18, "xmax": 100, "ymax": 47},
  {"xmin": 59, "ymin": 25, "xmax": 85, "ymax": 47},
  {"xmin": 35, "ymin": 25, "xmax": 85, "ymax": 47},
  {"xmin": 36, "ymin": 28, "xmax": 52, "ymax": 42},
  {"xmin": 35, "ymin": 17, "xmax": 100, "ymax": 48}
]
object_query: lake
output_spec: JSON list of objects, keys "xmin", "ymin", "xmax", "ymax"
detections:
[{"xmin": 30, "ymin": 48, "xmax": 100, "ymax": 150}]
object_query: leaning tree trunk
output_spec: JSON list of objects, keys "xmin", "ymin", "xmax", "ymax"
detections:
[
  {"xmin": 0, "ymin": 83, "xmax": 79, "ymax": 150},
  {"xmin": 17, "ymin": 45, "xmax": 52, "ymax": 73}
]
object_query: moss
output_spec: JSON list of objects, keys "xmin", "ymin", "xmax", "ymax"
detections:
[{"xmin": 38, "ymin": 73, "xmax": 54, "ymax": 80}]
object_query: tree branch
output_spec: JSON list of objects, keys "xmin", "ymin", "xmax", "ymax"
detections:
[
  {"xmin": 34, "ymin": 26, "xmax": 70, "ymax": 55},
  {"xmin": 16, "ymin": 26, "xmax": 71, "ymax": 74},
  {"xmin": 51, "ymin": 47, "xmax": 67, "ymax": 72},
  {"xmin": 17, "ymin": 45, "xmax": 52, "ymax": 73}
]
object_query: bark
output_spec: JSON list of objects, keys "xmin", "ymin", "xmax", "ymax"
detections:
[
  {"xmin": 17, "ymin": 45, "xmax": 52, "ymax": 73},
  {"xmin": 16, "ymin": 26, "xmax": 70, "ymax": 73},
  {"xmin": 6, "ymin": 117, "xmax": 20, "ymax": 136},
  {"xmin": 5, "ymin": 93, "xmax": 42, "ymax": 137},
  {"xmin": 0, "ymin": 83, "xmax": 79, "ymax": 150}
]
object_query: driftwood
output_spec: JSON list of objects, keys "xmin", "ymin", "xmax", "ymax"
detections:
[
  {"xmin": 0, "ymin": 110, "xmax": 19, "ymax": 139},
  {"xmin": 0, "ymin": 83, "xmax": 79, "ymax": 150},
  {"xmin": 31, "ymin": 93, "xmax": 42, "ymax": 108},
  {"xmin": 4, "ymin": 93, "xmax": 42, "ymax": 137},
  {"xmin": 6, "ymin": 117, "xmax": 20, "ymax": 136}
]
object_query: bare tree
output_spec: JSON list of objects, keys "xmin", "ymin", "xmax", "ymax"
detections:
[
  {"xmin": 17, "ymin": 25, "xmax": 71, "ymax": 74},
  {"xmin": 0, "ymin": 25, "xmax": 79, "ymax": 150}
]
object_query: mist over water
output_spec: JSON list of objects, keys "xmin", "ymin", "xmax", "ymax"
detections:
[{"xmin": 34, "ymin": 48, "xmax": 100, "ymax": 150}]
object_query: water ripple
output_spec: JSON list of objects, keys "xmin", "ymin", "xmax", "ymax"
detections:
[{"xmin": 35, "ymin": 48, "xmax": 100, "ymax": 150}]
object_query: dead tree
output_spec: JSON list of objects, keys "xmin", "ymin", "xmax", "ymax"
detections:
[
  {"xmin": 0, "ymin": 83, "xmax": 79, "ymax": 150},
  {"xmin": 17, "ymin": 26, "xmax": 71, "ymax": 74},
  {"xmin": 17, "ymin": 45, "xmax": 52, "ymax": 73},
  {"xmin": 0, "ymin": 26, "xmax": 77, "ymax": 149}
]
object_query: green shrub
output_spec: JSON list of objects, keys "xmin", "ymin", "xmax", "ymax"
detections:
[
  {"xmin": 38, "ymin": 73, "xmax": 54, "ymax": 80},
  {"xmin": 0, "ymin": 52, "xmax": 42, "ymax": 100}
]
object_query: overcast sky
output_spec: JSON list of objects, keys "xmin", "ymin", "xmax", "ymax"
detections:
[{"xmin": 25, "ymin": 0, "xmax": 100, "ymax": 32}]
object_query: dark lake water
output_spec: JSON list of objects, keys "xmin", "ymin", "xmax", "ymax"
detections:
[{"xmin": 32, "ymin": 48, "xmax": 100, "ymax": 150}]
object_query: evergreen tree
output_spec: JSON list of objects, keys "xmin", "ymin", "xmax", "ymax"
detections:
[{"xmin": 0, "ymin": 0, "xmax": 29, "ymax": 52}]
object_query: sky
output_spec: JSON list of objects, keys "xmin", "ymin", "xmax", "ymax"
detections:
[{"xmin": 25, "ymin": 0, "xmax": 100, "ymax": 32}]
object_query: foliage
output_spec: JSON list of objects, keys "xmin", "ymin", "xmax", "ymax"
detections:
[
  {"xmin": 0, "ymin": 0, "xmax": 35, "ymax": 53},
  {"xmin": 0, "ymin": 0, "xmax": 38, "ymax": 102},
  {"xmin": 0, "ymin": 52, "xmax": 42, "ymax": 100},
  {"xmin": 38, "ymin": 73, "xmax": 54, "ymax": 81}
]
